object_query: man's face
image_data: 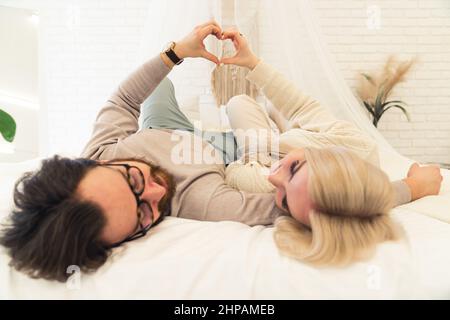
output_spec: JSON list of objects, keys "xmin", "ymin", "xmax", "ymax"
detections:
[{"xmin": 76, "ymin": 158, "xmax": 175, "ymax": 246}]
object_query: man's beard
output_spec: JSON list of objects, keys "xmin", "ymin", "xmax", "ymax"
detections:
[
  {"xmin": 103, "ymin": 157, "xmax": 176, "ymax": 219},
  {"xmin": 150, "ymin": 164, "xmax": 176, "ymax": 216}
]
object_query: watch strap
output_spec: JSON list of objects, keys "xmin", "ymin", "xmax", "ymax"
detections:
[{"xmin": 165, "ymin": 43, "xmax": 184, "ymax": 65}]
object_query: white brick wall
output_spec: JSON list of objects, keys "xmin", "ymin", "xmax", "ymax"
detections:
[
  {"xmin": 40, "ymin": 0, "xmax": 151, "ymax": 156},
  {"xmin": 313, "ymin": 0, "xmax": 450, "ymax": 165},
  {"xmin": 2, "ymin": 0, "xmax": 449, "ymax": 164}
]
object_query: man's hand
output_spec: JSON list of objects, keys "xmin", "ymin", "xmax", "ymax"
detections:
[
  {"xmin": 175, "ymin": 20, "xmax": 223, "ymax": 65},
  {"xmin": 403, "ymin": 163, "xmax": 443, "ymax": 201},
  {"xmin": 220, "ymin": 28, "xmax": 260, "ymax": 70}
]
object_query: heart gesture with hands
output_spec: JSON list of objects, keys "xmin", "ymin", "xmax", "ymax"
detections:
[
  {"xmin": 172, "ymin": 21, "xmax": 260, "ymax": 70},
  {"xmin": 220, "ymin": 28, "xmax": 260, "ymax": 70}
]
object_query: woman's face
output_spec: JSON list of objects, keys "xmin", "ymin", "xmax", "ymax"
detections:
[{"xmin": 268, "ymin": 148, "xmax": 314, "ymax": 226}]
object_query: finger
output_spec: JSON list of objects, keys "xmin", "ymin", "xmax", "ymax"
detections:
[
  {"xmin": 407, "ymin": 162, "xmax": 419, "ymax": 176},
  {"xmin": 201, "ymin": 50, "xmax": 220, "ymax": 65},
  {"xmin": 233, "ymin": 39, "xmax": 240, "ymax": 50},
  {"xmin": 197, "ymin": 19, "xmax": 221, "ymax": 31},
  {"xmin": 410, "ymin": 163, "xmax": 420, "ymax": 170},
  {"xmin": 200, "ymin": 25, "xmax": 222, "ymax": 40},
  {"xmin": 221, "ymin": 30, "xmax": 241, "ymax": 40},
  {"xmin": 221, "ymin": 33, "xmax": 241, "ymax": 50},
  {"xmin": 220, "ymin": 56, "xmax": 238, "ymax": 65}
]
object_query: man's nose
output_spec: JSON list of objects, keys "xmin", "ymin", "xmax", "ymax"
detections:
[{"xmin": 143, "ymin": 182, "xmax": 166, "ymax": 203}]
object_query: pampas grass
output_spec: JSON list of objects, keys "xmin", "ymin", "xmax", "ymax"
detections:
[{"xmin": 356, "ymin": 55, "xmax": 417, "ymax": 127}]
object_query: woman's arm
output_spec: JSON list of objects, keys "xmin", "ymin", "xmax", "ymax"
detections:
[
  {"xmin": 220, "ymin": 28, "xmax": 443, "ymax": 206},
  {"xmin": 220, "ymin": 29, "xmax": 378, "ymax": 163}
]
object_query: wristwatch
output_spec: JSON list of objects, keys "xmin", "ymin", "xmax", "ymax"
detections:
[{"xmin": 163, "ymin": 41, "xmax": 184, "ymax": 65}]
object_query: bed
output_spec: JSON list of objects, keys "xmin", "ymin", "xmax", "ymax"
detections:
[
  {"xmin": 1, "ymin": 151, "xmax": 449, "ymax": 299},
  {"xmin": 1, "ymin": 100, "xmax": 449, "ymax": 299}
]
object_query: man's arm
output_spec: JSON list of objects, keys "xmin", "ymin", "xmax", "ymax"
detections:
[
  {"xmin": 81, "ymin": 20, "xmax": 223, "ymax": 160},
  {"xmin": 177, "ymin": 168, "xmax": 287, "ymax": 226},
  {"xmin": 80, "ymin": 55, "xmax": 171, "ymax": 159}
]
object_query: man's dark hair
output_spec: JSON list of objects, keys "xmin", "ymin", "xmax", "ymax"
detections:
[{"xmin": 0, "ymin": 155, "xmax": 110, "ymax": 282}]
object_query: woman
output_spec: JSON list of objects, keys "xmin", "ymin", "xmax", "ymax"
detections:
[{"xmin": 219, "ymin": 28, "xmax": 443, "ymax": 266}]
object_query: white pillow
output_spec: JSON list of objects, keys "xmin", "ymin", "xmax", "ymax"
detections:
[{"xmin": 0, "ymin": 158, "xmax": 43, "ymax": 220}]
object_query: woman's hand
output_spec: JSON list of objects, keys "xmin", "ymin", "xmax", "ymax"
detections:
[
  {"xmin": 175, "ymin": 20, "xmax": 223, "ymax": 65},
  {"xmin": 403, "ymin": 163, "xmax": 443, "ymax": 201},
  {"xmin": 220, "ymin": 28, "xmax": 260, "ymax": 70}
]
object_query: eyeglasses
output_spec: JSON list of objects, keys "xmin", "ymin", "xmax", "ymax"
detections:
[{"xmin": 99, "ymin": 163, "xmax": 156, "ymax": 248}]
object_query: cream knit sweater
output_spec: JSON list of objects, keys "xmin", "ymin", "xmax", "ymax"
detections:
[{"xmin": 225, "ymin": 60, "xmax": 411, "ymax": 205}]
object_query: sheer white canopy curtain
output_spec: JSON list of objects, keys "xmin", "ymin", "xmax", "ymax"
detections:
[{"xmin": 138, "ymin": 0, "xmax": 405, "ymax": 162}]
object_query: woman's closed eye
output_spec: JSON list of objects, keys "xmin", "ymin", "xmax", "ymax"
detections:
[
  {"xmin": 289, "ymin": 160, "xmax": 306, "ymax": 181},
  {"xmin": 282, "ymin": 160, "xmax": 307, "ymax": 212}
]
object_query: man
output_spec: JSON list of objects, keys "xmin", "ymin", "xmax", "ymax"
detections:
[{"xmin": 0, "ymin": 21, "xmax": 442, "ymax": 282}]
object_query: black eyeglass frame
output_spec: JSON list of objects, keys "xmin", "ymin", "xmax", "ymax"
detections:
[{"xmin": 99, "ymin": 163, "xmax": 156, "ymax": 248}]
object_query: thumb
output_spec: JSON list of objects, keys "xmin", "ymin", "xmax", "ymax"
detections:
[
  {"xmin": 201, "ymin": 50, "xmax": 219, "ymax": 65},
  {"xmin": 408, "ymin": 162, "xmax": 420, "ymax": 176},
  {"xmin": 220, "ymin": 56, "xmax": 238, "ymax": 65}
]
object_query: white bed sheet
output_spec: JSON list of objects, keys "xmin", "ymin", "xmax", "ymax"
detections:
[{"xmin": 0, "ymin": 154, "xmax": 449, "ymax": 299}]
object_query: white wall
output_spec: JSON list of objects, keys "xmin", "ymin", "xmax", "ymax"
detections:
[
  {"xmin": 313, "ymin": 0, "xmax": 450, "ymax": 165},
  {"xmin": 0, "ymin": 5, "xmax": 38, "ymax": 102},
  {"xmin": 0, "ymin": 5, "xmax": 39, "ymax": 162},
  {"xmin": 0, "ymin": 97, "xmax": 39, "ymax": 162},
  {"xmin": 1, "ymin": 0, "xmax": 449, "ymax": 164}
]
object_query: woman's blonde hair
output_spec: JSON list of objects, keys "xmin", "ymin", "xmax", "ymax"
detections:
[{"xmin": 274, "ymin": 146, "xmax": 402, "ymax": 266}]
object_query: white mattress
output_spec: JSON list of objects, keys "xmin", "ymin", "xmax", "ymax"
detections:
[{"xmin": 0, "ymin": 152, "xmax": 449, "ymax": 299}]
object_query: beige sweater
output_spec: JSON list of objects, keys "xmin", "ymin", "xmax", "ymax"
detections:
[
  {"xmin": 247, "ymin": 61, "xmax": 381, "ymax": 165},
  {"xmin": 227, "ymin": 60, "xmax": 410, "ymax": 205},
  {"xmin": 81, "ymin": 55, "xmax": 410, "ymax": 226}
]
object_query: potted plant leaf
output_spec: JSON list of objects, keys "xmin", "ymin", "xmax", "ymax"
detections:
[
  {"xmin": 356, "ymin": 55, "xmax": 417, "ymax": 127},
  {"xmin": 0, "ymin": 108, "xmax": 16, "ymax": 143}
]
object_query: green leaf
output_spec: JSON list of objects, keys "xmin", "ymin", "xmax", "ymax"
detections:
[
  {"xmin": 382, "ymin": 100, "xmax": 407, "ymax": 108},
  {"xmin": 0, "ymin": 109, "xmax": 16, "ymax": 142},
  {"xmin": 374, "ymin": 90, "xmax": 385, "ymax": 119},
  {"xmin": 379, "ymin": 105, "xmax": 411, "ymax": 122},
  {"xmin": 363, "ymin": 101, "xmax": 376, "ymax": 118}
]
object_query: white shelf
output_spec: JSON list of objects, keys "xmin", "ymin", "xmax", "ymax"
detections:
[
  {"xmin": 0, "ymin": 91, "xmax": 39, "ymax": 110},
  {"xmin": 0, "ymin": 140, "xmax": 15, "ymax": 154}
]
